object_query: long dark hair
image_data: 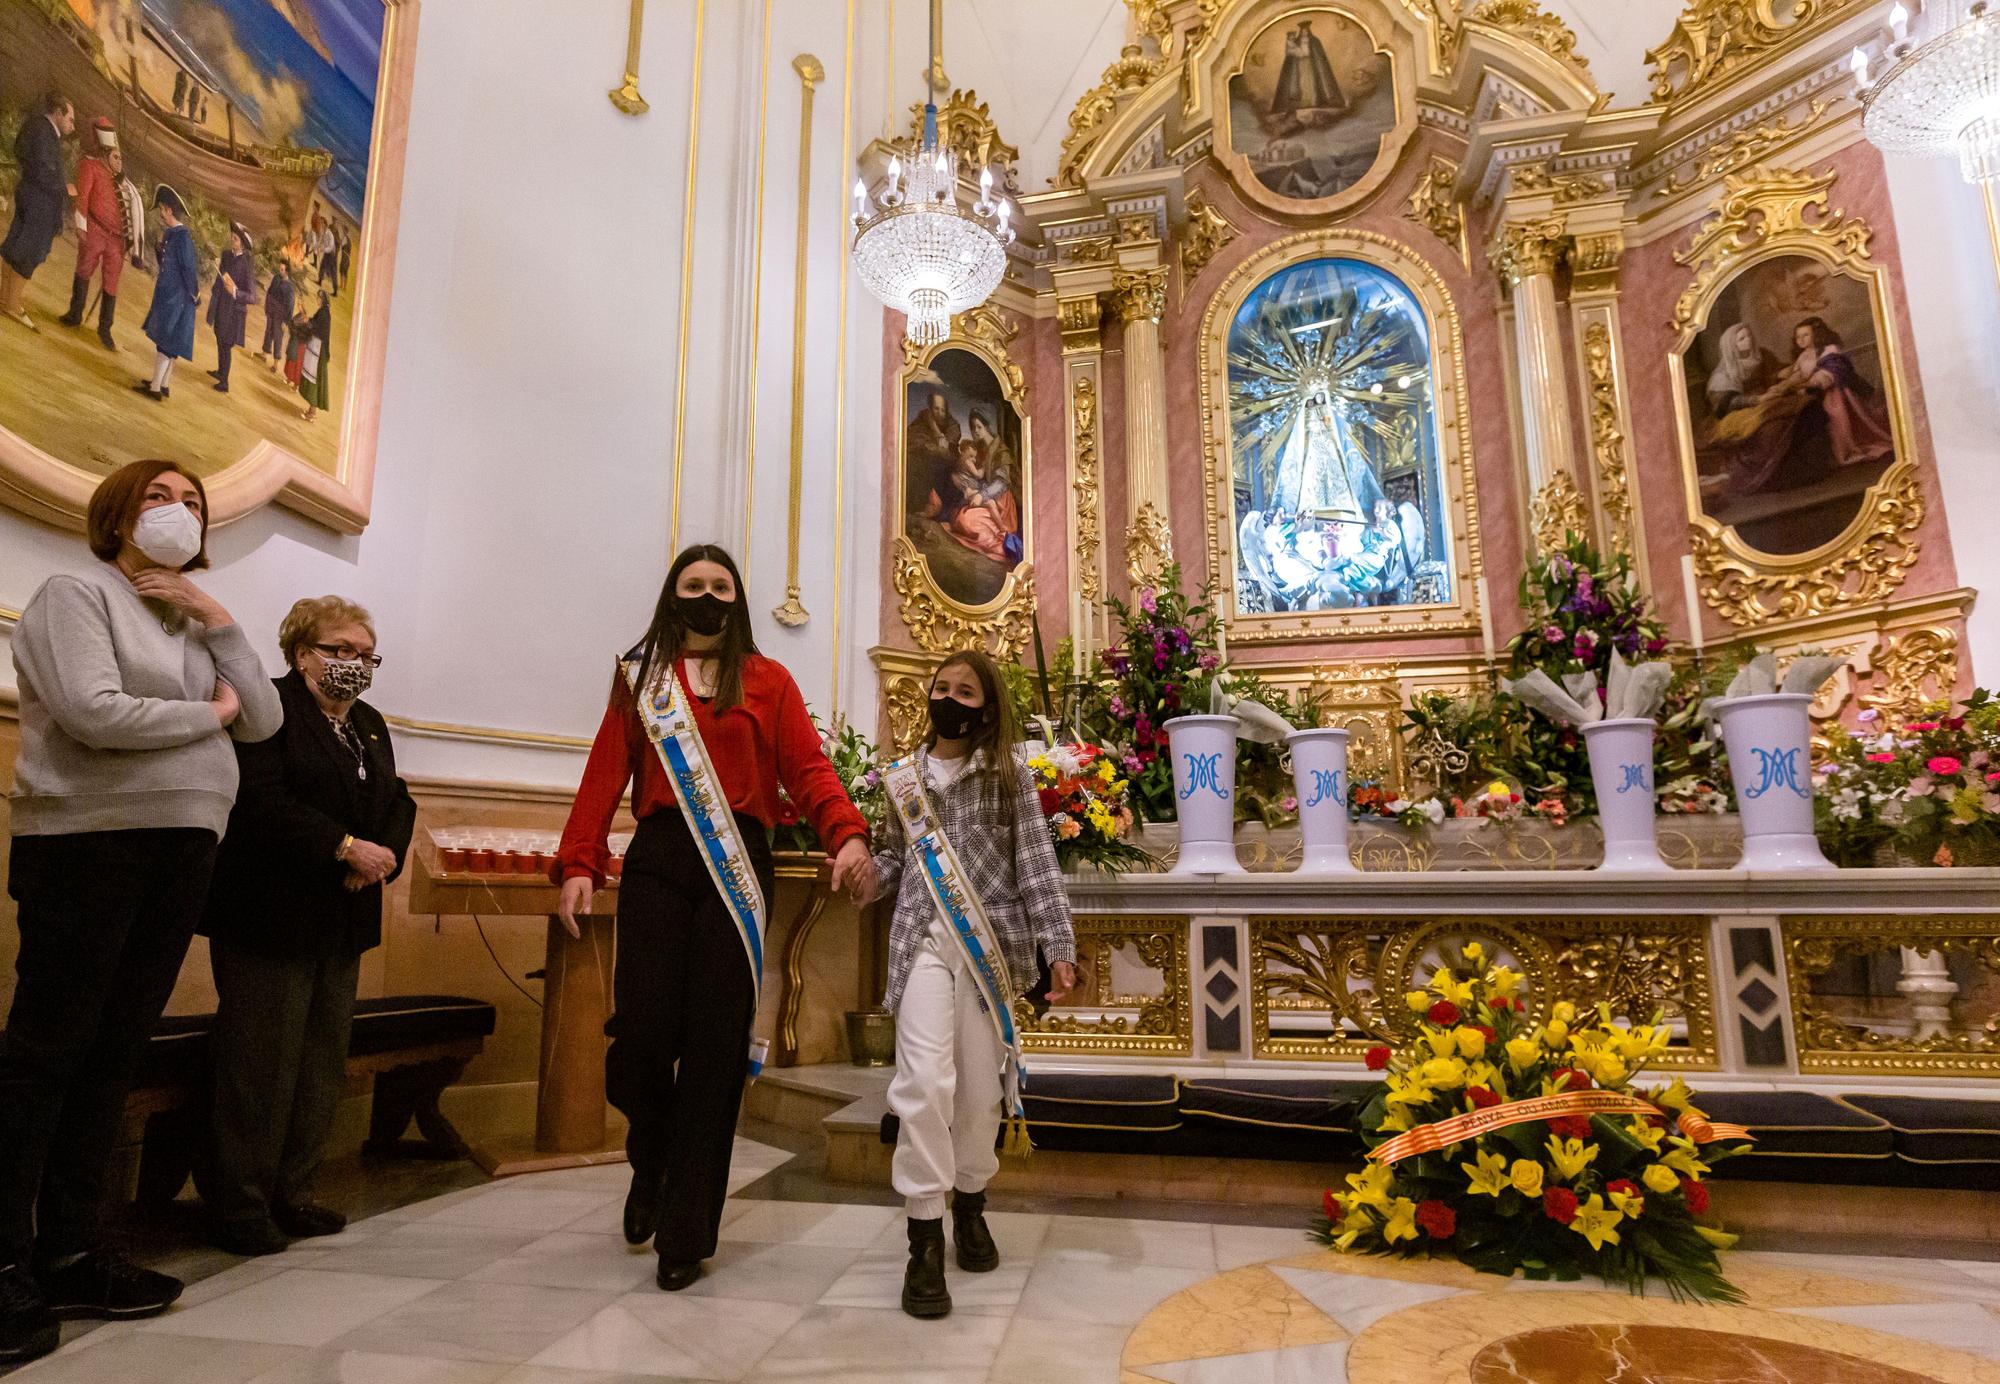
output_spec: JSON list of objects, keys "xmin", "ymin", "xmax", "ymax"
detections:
[
  {"xmin": 927, "ymin": 649, "xmax": 1023, "ymax": 835},
  {"xmin": 625, "ymin": 544, "xmax": 759, "ymax": 712}
]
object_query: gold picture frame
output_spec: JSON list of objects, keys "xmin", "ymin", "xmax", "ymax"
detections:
[
  {"xmin": 892, "ymin": 308, "xmax": 1036, "ymax": 660},
  {"xmin": 1198, "ymin": 229, "xmax": 1484, "ymax": 647},
  {"xmin": 1668, "ymin": 168, "xmax": 1924, "ymax": 631}
]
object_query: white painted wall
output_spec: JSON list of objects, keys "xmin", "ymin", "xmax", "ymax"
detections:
[{"xmin": 0, "ymin": 0, "xmax": 898, "ymax": 787}]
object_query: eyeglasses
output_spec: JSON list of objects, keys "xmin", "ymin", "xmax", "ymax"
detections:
[{"xmin": 311, "ymin": 642, "xmax": 384, "ymax": 668}]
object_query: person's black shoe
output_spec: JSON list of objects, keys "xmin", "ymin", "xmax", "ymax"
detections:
[
  {"xmin": 623, "ymin": 1167, "xmax": 664, "ymax": 1246},
  {"xmin": 0, "ymin": 1264, "xmax": 58, "ymax": 1365},
  {"xmin": 901, "ymin": 1217, "xmax": 951, "ymax": 1319},
  {"xmin": 655, "ymin": 1260, "xmax": 701, "ymax": 1292},
  {"xmin": 274, "ymin": 1203, "xmax": 346, "ymax": 1238},
  {"xmin": 950, "ymin": 1189, "xmax": 1000, "ymax": 1273},
  {"xmin": 210, "ymin": 1218, "xmax": 290, "ymax": 1257},
  {"xmin": 35, "ymin": 1250, "xmax": 182, "ymax": 1320}
]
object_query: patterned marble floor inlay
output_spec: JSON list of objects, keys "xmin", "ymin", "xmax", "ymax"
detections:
[{"xmin": 11, "ymin": 1139, "xmax": 2000, "ymax": 1383}]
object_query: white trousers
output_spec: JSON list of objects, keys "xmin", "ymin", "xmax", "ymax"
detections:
[{"xmin": 889, "ymin": 923, "xmax": 1004, "ymax": 1220}]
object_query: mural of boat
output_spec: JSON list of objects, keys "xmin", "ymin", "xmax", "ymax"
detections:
[{"xmin": 0, "ymin": 0, "xmax": 331, "ymax": 237}]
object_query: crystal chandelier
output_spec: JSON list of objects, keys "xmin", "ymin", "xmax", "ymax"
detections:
[
  {"xmin": 850, "ymin": 2, "xmax": 1014, "ymax": 345},
  {"xmin": 1856, "ymin": 1, "xmax": 2000, "ymax": 182}
]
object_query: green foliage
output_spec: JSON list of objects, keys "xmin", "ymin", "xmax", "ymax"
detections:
[{"xmin": 772, "ymin": 716, "xmax": 886, "ymax": 854}]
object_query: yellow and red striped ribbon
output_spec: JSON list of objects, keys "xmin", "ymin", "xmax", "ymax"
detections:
[{"xmin": 1368, "ymin": 1090, "xmax": 1753, "ymax": 1165}]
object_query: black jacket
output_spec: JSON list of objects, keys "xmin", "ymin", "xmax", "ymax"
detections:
[{"xmin": 203, "ymin": 671, "xmax": 416, "ymax": 956}]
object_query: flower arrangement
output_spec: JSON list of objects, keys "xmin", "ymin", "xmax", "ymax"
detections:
[
  {"xmin": 1816, "ymin": 692, "xmax": 2000, "ymax": 866},
  {"xmin": 772, "ymin": 717, "xmax": 887, "ymax": 854},
  {"xmin": 1090, "ymin": 565, "xmax": 1224, "ymax": 824},
  {"xmin": 1314, "ymin": 943, "xmax": 1749, "ymax": 1302},
  {"xmin": 1027, "ymin": 741, "xmax": 1150, "ymax": 871}
]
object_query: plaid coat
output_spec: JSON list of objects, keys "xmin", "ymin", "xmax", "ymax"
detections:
[{"xmin": 872, "ymin": 747, "xmax": 1077, "ymax": 1014}]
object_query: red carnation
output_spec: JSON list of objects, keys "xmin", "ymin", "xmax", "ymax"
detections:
[
  {"xmin": 1428, "ymin": 1000, "xmax": 1461, "ymax": 1026},
  {"xmin": 1606, "ymin": 1179, "xmax": 1639, "ymax": 1198},
  {"xmin": 1322, "ymin": 1190, "xmax": 1342, "ymax": 1222},
  {"xmin": 1467, "ymin": 1086, "xmax": 1502, "ymax": 1109},
  {"xmin": 1473, "ymin": 1025, "xmax": 1497, "ymax": 1046},
  {"xmin": 1038, "ymin": 787, "xmax": 1063, "ymax": 815},
  {"xmin": 1554, "ymin": 1068, "xmax": 1592, "ymax": 1091},
  {"xmin": 1364, "ymin": 1045, "xmax": 1392, "ymax": 1071},
  {"xmin": 1681, "ymin": 1178, "xmax": 1710, "ymax": 1216},
  {"xmin": 1415, "ymin": 1200, "xmax": 1457, "ymax": 1240},
  {"xmin": 1547, "ymin": 1115, "xmax": 1593, "ymax": 1140},
  {"xmin": 1542, "ymin": 1187, "xmax": 1579, "ymax": 1225}
]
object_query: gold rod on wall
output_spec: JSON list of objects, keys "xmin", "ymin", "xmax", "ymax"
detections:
[
  {"xmin": 668, "ymin": 0, "xmax": 707, "ymax": 550},
  {"xmin": 740, "ymin": 0, "xmax": 776, "ymax": 562},
  {"xmin": 608, "ymin": 0, "xmax": 649, "ymax": 115},
  {"xmin": 772, "ymin": 52, "xmax": 824, "ymax": 628},
  {"xmin": 830, "ymin": 0, "xmax": 856, "ymax": 718},
  {"xmin": 1986, "ymin": 180, "xmax": 2000, "ymax": 302}
]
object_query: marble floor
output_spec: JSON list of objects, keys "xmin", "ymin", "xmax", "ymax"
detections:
[{"xmin": 11, "ymin": 1137, "xmax": 2000, "ymax": 1383}]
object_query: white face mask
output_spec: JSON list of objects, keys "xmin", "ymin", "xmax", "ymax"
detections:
[{"xmin": 131, "ymin": 503, "xmax": 203, "ymax": 568}]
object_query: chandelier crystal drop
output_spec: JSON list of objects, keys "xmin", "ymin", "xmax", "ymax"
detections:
[
  {"xmin": 850, "ymin": 2, "xmax": 1014, "ymax": 345},
  {"xmin": 1858, "ymin": 0, "xmax": 2000, "ymax": 182}
]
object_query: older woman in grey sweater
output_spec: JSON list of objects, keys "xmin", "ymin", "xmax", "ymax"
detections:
[{"xmin": 0, "ymin": 460, "xmax": 281, "ymax": 1367}]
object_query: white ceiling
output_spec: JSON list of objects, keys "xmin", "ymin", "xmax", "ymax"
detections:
[{"xmin": 941, "ymin": 0, "xmax": 1690, "ymax": 186}]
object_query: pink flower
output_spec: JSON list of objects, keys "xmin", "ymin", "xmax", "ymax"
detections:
[
  {"xmin": 1198, "ymin": 652, "xmax": 1220, "ymax": 671},
  {"xmin": 1908, "ymin": 721, "xmax": 1941, "ymax": 732},
  {"xmin": 1139, "ymin": 589, "xmax": 1158, "ymax": 614},
  {"xmin": 1857, "ymin": 709, "xmax": 1879, "ymax": 724},
  {"xmin": 1543, "ymin": 625, "xmax": 1564, "ymax": 642},
  {"xmin": 1927, "ymin": 756, "xmax": 1964, "ymax": 777},
  {"xmin": 1866, "ymin": 753, "xmax": 1896, "ymax": 764},
  {"xmin": 1986, "ymin": 771, "xmax": 2000, "ymax": 784}
]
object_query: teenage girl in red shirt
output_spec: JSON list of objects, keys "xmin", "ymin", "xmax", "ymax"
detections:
[{"xmin": 554, "ymin": 544, "xmax": 875, "ymax": 1291}]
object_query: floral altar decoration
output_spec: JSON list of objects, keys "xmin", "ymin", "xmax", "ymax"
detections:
[
  {"xmin": 1027, "ymin": 740, "xmax": 1149, "ymax": 872},
  {"xmin": 1312, "ymin": 944, "xmax": 1752, "ymax": 1302},
  {"xmin": 1818, "ymin": 691, "xmax": 2000, "ymax": 867},
  {"xmin": 773, "ymin": 717, "xmax": 888, "ymax": 854}
]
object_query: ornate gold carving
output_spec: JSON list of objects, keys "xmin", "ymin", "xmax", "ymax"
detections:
[
  {"xmin": 1064, "ymin": 236, "xmax": 1114, "ymax": 264},
  {"xmin": 882, "ymin": 669, "xmax": 932, "ymax": 754},
  {"xmin": 1688, "ymin": 470, "xmax": 1924, "ymax": 626},
  {"xmin": 1127, "ymin": 0, "xmax": 1174, "ymax": 55},
  {"xmin": 1404, "ymin": 155, "xmax": 1463, "ymax": 252},
  {"xmin": 1568, "ymin": 230, "xmax": 1623, "ymax": 295},
  {"xmin": 1072, "ymin": 375, "xmax": 1103, "ymax": 601},
  {"xmin": 893, "ymin": 539, "xmax": 1037, "ymax": 659},
  {"xmin": 1529, "ymin": 471, "xmax": 1591, "ymax": 555},
  {"xmin": 1018, "ymin": 916, "xmax": 1192, "ymax": 1056},
  {"xmin": 1056, "ymin": 44, "xmax": 1162, "ymax": 190},
  {"xmin": 1648, "ymin": 0, "xmax": 1867, "ymax": 104},
  {"xmin": 1495, "ymin": 217, "xmax": 1568, "ymax": 285},
  {"xmin": 1671, "ymin": 169, "xmax": 1871, "ymax": 335},
  {"xmin": 1469, "ymin": 0, "xmax": 1593, "ymax": 80},
  {"xmin": 1784, "ymin": 916, "xmax": 2000, "ymax": 1075},
  {"xmin": 1513, "ymin": 162, "xmax": 1609, "ymax": 203},
  {"xmin": 1058, "ymin": 295, "xmax": 1103, "ymax": 354},
  {"xmin": 1863, "ymin": 627, "xmax": 1960, "ymax": 725},
  {"xmin": 1582, "ymin": 324, "xmax": 1635, "ymax": 557},
  {"xmin": 1126, "ymin": 500, "xmax": 1174, "ymax": 588},
  {"xmin": 905, "ymin": 88, "xmax": 1021, "ymax": 190},
  {"xmin": 1659, "ymin": 96, "xmax": 1836, "ymax": 198},
  {"xmin": 1179, "ymin": 188, "xmax": 1238, "ymax": 283},
  {"xmin": 1306, "ymin": 663, "xmax": 1407, "ymax": 796},
  {"xmin": 1109, "ymin": 267, "xmax": 1169, "ymax": 323},
  {"xmin": 1117, "ymin": 213, "xmax": 1157, "ymax": 245}
]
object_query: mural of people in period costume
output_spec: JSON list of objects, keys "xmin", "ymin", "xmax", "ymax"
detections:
[
  {"xmin": 902, "ymin": 350, "xmax": 1028, "ymax": 608},
  {"xmin": 1228, "ymin": 11, "xmax": 1394, "ymax": 204},
  {"xmin": 59, "ymin": 118, "xmax": 132, "ymax": 350},
  {"xmin": 0, "ymin": 92, "xmax": 77, "ymax": 328},
  {"xmin": 137, "ymin": 183, "xmax": 199, "ymax": 400}
]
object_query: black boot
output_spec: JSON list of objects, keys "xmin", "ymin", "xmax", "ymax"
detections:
[
  {"xmin": 901, "ymin": 1217, "xmax": 951, "ymax": 1319},
  {"xmin": 58, "ymin": 276, "xmax": 88, "ymax": 328},
  {"xmin": 622, "ymin": 1166, "xmax": 664, "ymax": 1246},
  {"xmin": 951, "ymin": 1189, "xmax": 1000, "ymax": 1273},
  {"xmin": 97, "ymin": 292, "xmax": 116, "ymax": 350}
]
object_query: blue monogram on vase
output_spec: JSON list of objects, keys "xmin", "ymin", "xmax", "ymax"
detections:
[
  {"xmin": 1304, "ymin": 767, "xmax": 1344, "ymax": 808},
  {"xmin": 1180, "ymin": 752, "xmax": 1226, "ymax": 800},
  {"xmin": 1742, "ymin": 746, "xmax": 1810, "ymax": 800},
  {"xmin": 1615, "ymin": 763, "xmax": 1653, "ymax": 795}
]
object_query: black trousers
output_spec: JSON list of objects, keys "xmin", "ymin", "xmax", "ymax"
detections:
[
  {"xmin": 608, "ymin": 810, "xmax": 773, "ymax": 1264},
  {"xmin": 0, "ymin": 829, "xmax": 215, "ymax": 1264},
  {"xmin": 215, "ymin": 340, "xmax": 235, "ymax": 387}
]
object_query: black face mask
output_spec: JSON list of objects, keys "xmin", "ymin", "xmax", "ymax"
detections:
[
  {"xmin": 928, "ymin": 695, "xmax": 985, "ymax": 741},
  {"xmin": 676, "ymin": 592, "xmax": 733, "ymax": 637}
]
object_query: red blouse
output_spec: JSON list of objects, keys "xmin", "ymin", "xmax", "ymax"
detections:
[{"xmin": 555, "ymin": 654, "xmax": 867, "ymax": 886}]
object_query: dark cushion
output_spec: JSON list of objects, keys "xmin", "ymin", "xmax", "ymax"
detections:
[
  {"xmin": 348, "ymin": 995, "xmax": 497, "ymax": 1057},
  {"xmin": 1843, "ymin": 1095, "xmax": 2000, "ymax": 1170},
  {"xmin": 1178, "ymin": 1078, "xmax": 1370, "ymax": 1134},
  {"xmin": 1017, "ymin": 1073, "xmax": 1182, "ymax": 1154},
  {"xmin": 1698, "ymin": 1091, "xmax": 1895, "ymax": 1186}
]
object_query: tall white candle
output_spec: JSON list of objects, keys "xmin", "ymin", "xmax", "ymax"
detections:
[
  {"xmin": 1071, "ymin": 589, "xmax": 1084, "ymax": 677},
  {"xmin": 1214, "ymin": 591, "xmax": 1230, "ymax": 668},
  {"xmin": 1475, "ymin": 576, "xmax": 1496, "ymax": 664},
  {"xmin": 1681, "ymin": 554, "xmax": 1705, "ymax": 654}
]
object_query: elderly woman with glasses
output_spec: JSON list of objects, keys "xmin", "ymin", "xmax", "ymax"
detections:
[{"xmin": 195, "ymin": 596, "xmax": 414, "ymax": 1256}]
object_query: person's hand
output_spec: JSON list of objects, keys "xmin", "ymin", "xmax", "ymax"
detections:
[
  {"xmin": 343, "ymin": 867, "xmax": 368, "ymax": 892},
  {"xmin": 830, "ymin": 838, "xmax": 876, "ymax": 903},
  {"xmin": 340, "ymin": 838, "xmax": 397, "ymax": 884},
  {"xmin": 210, "ymin": 677, "xmax": 241, "ymax": 727},
  {"xmin": 557, "ymin": 875, "xmax": 594, "ymax": 939},
  {"xmin": 221, "ymin": 274, "xmax": 235, "ymax": 296},
  {"xmin": 1044, "ymin": 960, "xmax": 1079, "ymax": 1004},
  {"xmin": 127, "ymin": 568, "xmax": 231, "ymax": 628}
]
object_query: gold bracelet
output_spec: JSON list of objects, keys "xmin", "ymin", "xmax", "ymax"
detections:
[{"xmin": 337, "ymin": 834, "xmax": 354, "ymax": 862}]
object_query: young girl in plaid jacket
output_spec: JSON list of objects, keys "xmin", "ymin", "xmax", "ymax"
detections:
[{"xmin": 869, "ymin": 650, "xmax": 1078, "ymax": 1319}]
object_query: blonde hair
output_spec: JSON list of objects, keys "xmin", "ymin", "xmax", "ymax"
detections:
[{"xmin": 279, "ymin": 595, "xmax": 376, "ymax": 669}]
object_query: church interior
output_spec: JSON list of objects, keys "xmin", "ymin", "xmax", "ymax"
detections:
[{"xmin": 3, "ymin": 0, "xmax": 2000, "ymax": 1379}]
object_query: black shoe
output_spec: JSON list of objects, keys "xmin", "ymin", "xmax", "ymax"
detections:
[
  {"xmin": 950, "ymin": 1189, "xmax": 1000, "ymax": 1273},
  {"xmin": 623, "ymin": 1168, "xmax": 664, "ymax": 1246},
  {"xmin": 34, "ymin": 1250, "xmax": 182, "ymax": 1321},
  {"xmin": 901, "ymin": 1217, "xmax": 951, "ymax": 1319},
  {"xmin": 273, "ymin": 1202, "xmax": 346, "ymax": 1238},
  {"xmin": 0, "ymin": 1264, "xmax": 57, "ymax": 1365},
  {"xmin": 210, "ymin": 1218, "xmax": 290, "ymax": 1257},
  {"xmin": 58, "ymin": 275, "xmax": 87, "ymax": 328},
  {"xmin": 655, "ymin": 1260, "xmax": 701, "ymax": 1292}
]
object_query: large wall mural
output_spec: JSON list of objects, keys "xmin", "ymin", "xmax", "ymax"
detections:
[{"xmin": 1225, "ymin": 11, "xmax": 1395, "ymax": 206}]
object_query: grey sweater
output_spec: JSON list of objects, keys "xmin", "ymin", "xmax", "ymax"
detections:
[{"xmin": 9, "ymin": 562, "xmax": 285, "ymax": 839}]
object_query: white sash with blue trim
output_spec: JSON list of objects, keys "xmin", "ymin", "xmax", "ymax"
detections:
[
  {"xmin": 883, "ymin": 753, "xmax": 1030, "ymax": 1152},
  {"xmin": 624, "ymin": 657, "xmax": 771, "ymax": 1079}
]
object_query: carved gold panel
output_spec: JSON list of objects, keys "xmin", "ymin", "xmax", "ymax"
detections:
[
  {"xmin": 1647, "ymin": 0, "xmax": 1868, "ymax": 104},
  {"xmin": 1784, "ymin": 916, "xmax": 2000, "ymax": 1077},
  {"xmin": 1016, "ymin": 915, "xmax": 1194, "ymax": 1056},
  {"xmin": 1667, "ymin": 169, "xmax": 1924, "ymax": 633}
]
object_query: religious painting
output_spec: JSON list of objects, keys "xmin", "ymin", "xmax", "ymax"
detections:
[
  {"xmin": 1219, "ymin": 7, "xmax": 1405, "ymax": 219},
  {"xmin": 1679, "ymin": 253, "xmax": 1899, "ymax": 558},
  {"xmin": 0, "ymin": 0, "xmax": 416, "ymax": 533},
  {"xmin": 900, "ymin": 345, "xmax": 1029, "ymax": 609},
  {"xmin": 1222, "ymin": 256, "xmax": 1454, "ymax": 622}
]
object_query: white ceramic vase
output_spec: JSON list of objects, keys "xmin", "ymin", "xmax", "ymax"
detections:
[
  {"xmin": 1580, "ymin": 717, "xmax": 1669, "ymax": 872},
  {"xmin": 1713, "ymin": 692, "xmax": 1831, "ymax": 870},
  {"xmin": 1286, "ymin": 727, "xmax": 1356, "ymax": 874},
  {"xmin": 1165, "ymin": 715, "xmax": 1242, "ymax": 875}
]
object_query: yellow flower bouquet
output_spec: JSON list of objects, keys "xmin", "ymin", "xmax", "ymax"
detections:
[{"xmin": 1314, "ymin": 944, "xmax": 1753, "ymax": 1302}]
